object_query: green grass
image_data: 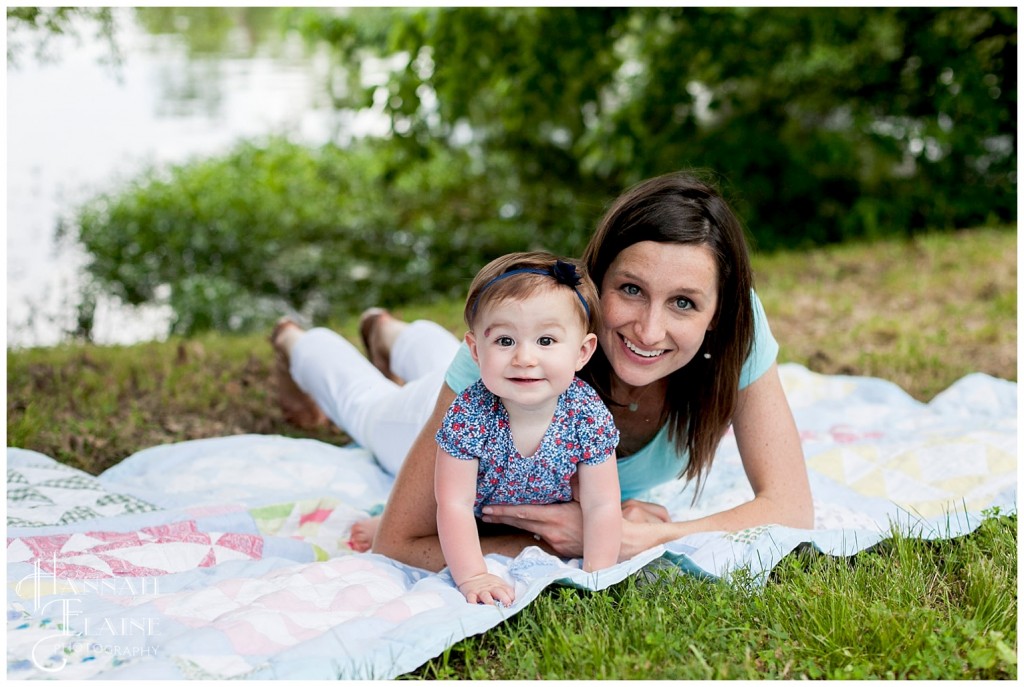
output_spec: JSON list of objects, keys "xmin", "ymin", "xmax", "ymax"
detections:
[
  {"xmin": 412, "ymin": 514, "xmax": 1016, "ymax": 680},
  {"xmin": 6, "ymin": 226, "xmax": 1018, "ymax": 678}
]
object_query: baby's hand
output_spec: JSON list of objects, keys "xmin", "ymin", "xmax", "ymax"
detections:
[{"xmin": 457, "ymin": 573, "xmax": 515, "ymax": 606}]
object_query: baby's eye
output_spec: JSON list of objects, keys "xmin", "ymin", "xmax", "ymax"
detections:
[
  {"xmin": 537, "ymin": 336, "xmax": 555, "ymax": 346},
  {"xmin": 496, "ymin": 336, "xmax": 515, "ymax": 347}
]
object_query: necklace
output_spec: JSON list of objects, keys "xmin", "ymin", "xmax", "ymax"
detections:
[
  {"xmin": 616, "ymin": 378, "xmax": 667, "ymax": 415},
  {"xmin": 622, "ymin": 385, "xmax": 648, "ymax": 412}
]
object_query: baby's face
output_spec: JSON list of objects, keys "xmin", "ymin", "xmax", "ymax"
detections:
[{"xmin": 467, "ymin": 287, "xmax": 596, "ymax": 412}]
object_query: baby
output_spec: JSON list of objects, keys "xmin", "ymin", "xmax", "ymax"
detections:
[{"xmin": 435, "ymin": 251, "xmax": 622, "ymax": 605}]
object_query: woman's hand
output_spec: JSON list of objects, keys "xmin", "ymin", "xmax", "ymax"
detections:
[
  {"xmin": 620, "ymin": 499, "xmax": 670, "ymax": 523},
  {"xmin": 481, "ymin": 498, "xmax": 671, "ymax": 559},
  {"xmin": 481, "ymin": 501, "xmax": 586, "ymax": 558}
]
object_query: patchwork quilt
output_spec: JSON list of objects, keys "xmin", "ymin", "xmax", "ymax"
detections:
[{"xmin": 6, "ymin": 364, "xmax": 1016, "ymax": 679}]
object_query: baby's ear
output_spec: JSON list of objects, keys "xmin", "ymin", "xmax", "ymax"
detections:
[
  {"xmin": 465, "ymin": 330, "xmax": 480, "ymax": 364},
  {"xmin": 576, "ymin": 333, "xmax": 598, "ymax": 370}
]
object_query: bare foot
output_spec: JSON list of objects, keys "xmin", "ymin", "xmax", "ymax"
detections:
[
  {"xmin": 347, "ymin": 515, "xmax": 381, "ymax": 552},
  {"xmin": 358, "ymin": 308, "xmax": 406, "ymax": 384},
  {"xmin": 270, "ymin": 317, "xmax": 330, "ymax": 430}
]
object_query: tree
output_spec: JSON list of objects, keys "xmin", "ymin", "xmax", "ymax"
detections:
[
  {"xmin": 310, "ymin": 6, "xmax": 1016, "ymax": 247},
  {"xmin": 70, "ymin": 7, "xmax": 1017, "ymax": 335}
]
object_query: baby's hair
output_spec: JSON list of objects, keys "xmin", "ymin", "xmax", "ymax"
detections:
[{"xmin": 464, "ymin": 251, "xmax": 600, "ymax": 334}]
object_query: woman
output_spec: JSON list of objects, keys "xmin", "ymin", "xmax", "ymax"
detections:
[{"xmin": 271, "ymin": 171, "xmax": 813, "ymax": 571}]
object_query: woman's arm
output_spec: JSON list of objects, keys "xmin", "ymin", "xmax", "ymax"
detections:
[
  {"xmin": 617, "ymin": 361, "xmax": 812, "ymax": 556},
  {"xmin": 482, "ymin": 363, "xmax": 813, "ymax": 559},
  {"xmin": 372, "ymin": 384, "xmax": 539, "ymax": 569},
  {"xmin": 577, "ymin": 456, "xmax": 622, "ymax": 572}
]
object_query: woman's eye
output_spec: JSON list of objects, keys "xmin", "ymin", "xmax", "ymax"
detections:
[
  {"xmin": 621, "ymin": 284, "xmax": 641, "ymax": 296},
  {"xmin": 496, "ymin": 336, "xmax": 515, "ymax": 347},
  {"xmin": 675, "ymin": 297, "xmax": 694, "ymax": 311},
  {"xmin": 537, "ymin": 336, "xmax": 554, "ymax": 346}
]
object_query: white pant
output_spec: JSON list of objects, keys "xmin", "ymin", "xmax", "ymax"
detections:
[{"xmin": 289, "ymin": 320, "xmax": 462, "ymax": 475}]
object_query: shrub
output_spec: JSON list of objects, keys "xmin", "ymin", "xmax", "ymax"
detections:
[{"xmin": 70, "ymin": 137, "xmax": 588, "ymax": 335}]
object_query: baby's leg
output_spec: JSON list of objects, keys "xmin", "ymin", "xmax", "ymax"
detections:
[{"xmin": 348, "ymin": 515, "xmax": 381, "ymax": 552}]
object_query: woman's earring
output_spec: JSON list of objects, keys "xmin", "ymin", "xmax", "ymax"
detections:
[{"xmin": 703, "ymin": 351, "xmax": 711, "ymax": 360}]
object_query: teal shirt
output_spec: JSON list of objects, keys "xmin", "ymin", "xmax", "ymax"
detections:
[{"xmin": 444, "ymin": 290, "xmax": 779, "ymax": 500}]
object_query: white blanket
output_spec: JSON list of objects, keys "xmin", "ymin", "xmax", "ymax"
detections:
[{"xmin": 6, "ymin": 364, "xmax": 1016, "ymax": 679}]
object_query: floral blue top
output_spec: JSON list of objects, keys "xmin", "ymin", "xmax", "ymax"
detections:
[{"xmin": 435, "ymin": 377, "xmax": 620, "ymax": 517}]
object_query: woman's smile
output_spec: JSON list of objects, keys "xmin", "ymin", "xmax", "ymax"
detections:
[{"xmin": 621, "ymin": 335, "xmax": 668, "ymax": 359}]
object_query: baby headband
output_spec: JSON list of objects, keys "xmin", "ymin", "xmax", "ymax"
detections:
[{"xmin": 473, "ymin": 259, "xmax": 591, "ymax": 319}]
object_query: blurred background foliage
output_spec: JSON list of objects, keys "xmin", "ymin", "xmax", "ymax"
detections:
[
  {"xmin": 29, "ymin": 6, "xmax": 1016, "ymax": 336},
  {"xmin": 6, "ymin": 6, "xmax": 121, "ymax": 67}
]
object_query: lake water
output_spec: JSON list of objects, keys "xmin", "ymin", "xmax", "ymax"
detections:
[{"xmin": 6, "ymin": 9, "xmax": 382, "ymax": 348}]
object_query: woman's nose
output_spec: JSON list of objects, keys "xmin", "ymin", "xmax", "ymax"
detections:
[{"xmin": 634, "ymin": 306, "xmax": 666, "ymax": 346}]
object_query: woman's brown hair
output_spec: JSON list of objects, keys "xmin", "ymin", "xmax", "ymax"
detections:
[{"xmin": 580, "ymin": 171, "xmax": 755, "ymax": 494}]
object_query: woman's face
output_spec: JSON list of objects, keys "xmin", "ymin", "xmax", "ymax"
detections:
[{"xmin": 598, "ymin": 240, "xmax": 719, "ymax": 389}]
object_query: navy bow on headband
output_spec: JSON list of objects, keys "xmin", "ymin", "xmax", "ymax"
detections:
[{"xmin": 550, "ymin": 260, "xmax": 584, "ymax": 289}]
